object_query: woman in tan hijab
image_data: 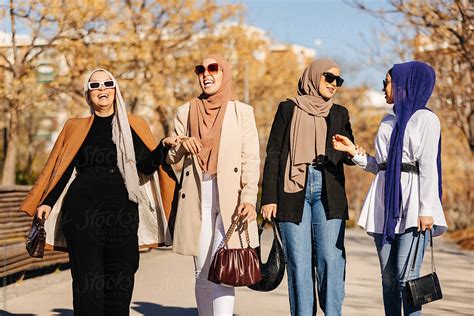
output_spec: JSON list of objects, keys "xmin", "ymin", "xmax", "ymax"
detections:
[
  {"xmin": 167, "ymin": 54, "xmax": 260, "ymax": 315},
  {"xmin": 261, "ymin": 59, "xmax": 355, "ymax": 316}
]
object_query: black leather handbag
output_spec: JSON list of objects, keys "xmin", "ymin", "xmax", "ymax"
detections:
[
  {"xmin": 248, "ymin": 220, "xmax": 286, "ymax": 292},
  {"xmin": 25, "ymin": 213, "xmax": 46, "ymax": 258},
  {"xmin": 405, "ymin": 230, "xmax": 442, "ymax": 307}
]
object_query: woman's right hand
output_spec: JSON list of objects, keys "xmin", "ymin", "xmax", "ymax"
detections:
[
  {"xmin": 332, "ymin": 134, "xmax": 357, "ymax": 156},
  {"xmin": 181, "ymin": 136, "xmax": 203, "ymax": 155},
  {"xmin": 162, "ymin": 135, "xmax": 185, "ymax": 148},
  {"xmin": 36, "ymin": 205, "xmax": 52, "ymax": 220},
  {"xmin": 261, "ymin": 203, "xmax": 277, "ymax": 221}
]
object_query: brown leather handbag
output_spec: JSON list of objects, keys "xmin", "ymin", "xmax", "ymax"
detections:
[
  {"xmin": 25, "ymin": 213, "xmax": 46, "ymax": 258},
  {"xmin": 208, "ymin": 217, "xmax": 262, "ymax": 287}
]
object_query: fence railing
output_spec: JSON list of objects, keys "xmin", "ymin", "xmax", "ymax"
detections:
[{"xmin": 0, "ymin": 186, "xmax": 69, "ymax": 279}]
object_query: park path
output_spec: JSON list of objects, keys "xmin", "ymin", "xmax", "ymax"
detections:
[{"xmin": 1, "ymin": 228, "xmax": 473, "ymax": 315}]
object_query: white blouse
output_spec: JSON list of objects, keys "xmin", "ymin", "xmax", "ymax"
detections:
[{"xmin": 352, "ymin": 108, "xmax": 447, "ymax": 236}]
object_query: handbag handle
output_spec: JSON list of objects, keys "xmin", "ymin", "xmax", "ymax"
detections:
[
  {"xmin": 257, "ymin": 219, "xmax": 280, "ymax": 241},
  {"xmin": 218, "ymin": 215, "xmax": 251, "ymax": 249},
  {"xmin": 405, "ymin": 230, "xmax": 436, "ymax": 281}
]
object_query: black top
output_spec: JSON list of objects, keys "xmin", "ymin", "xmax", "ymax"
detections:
[
  {"xmin": 261, "ymin": 100, "xmax": 355, "ymax": 223},
  {"xmin": 43, "ymin": 114, "xmax": 168, "ymax": 207}
]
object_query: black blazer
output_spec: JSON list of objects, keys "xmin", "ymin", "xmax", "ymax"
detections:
[{"xmin": 261, "ymin": 100, "xmax": 355, "ymax": 223}]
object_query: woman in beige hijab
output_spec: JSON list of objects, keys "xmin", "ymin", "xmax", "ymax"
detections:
[
  {"xmin": 261, "ymin": 59, "xmax": 355, "ymax": 316},
  {"xmin": 167, "ymin": 54, "xmax": 260, "ymax": 315}
]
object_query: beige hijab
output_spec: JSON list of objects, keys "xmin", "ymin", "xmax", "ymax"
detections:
[
  {"xmin": 189, "ymin": 54, "xmax": 237, "ymax": 175},
  {"xmin": 284, "ymin": 58, "xmax": 340, "ymax": 193},
  {"xmin": 84, "ymin": 69, "xmax": 148, "ymax": 207}
]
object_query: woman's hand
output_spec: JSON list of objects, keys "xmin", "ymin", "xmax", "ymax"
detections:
[
  {"xmin": 355, "ymin": 145, "xmax": 366, "ymax": 156},
  {"xmin": 162, "ymin": 135, "xmax": 185, "ymax": 148},
  {"xmin": 418, "ymin": 216, "xmax": 434, "ymax": 231},
  {"xmin": 36, "ymin": 205, "xmax": 52, "ymax": 220},
  {"xmin": 181, "ymin": 136, "xmax": 203, "ymax": 155},
  {"xmin": 261, "ymin": 203, "xmax": 277, "ymax": 221},
  {"xmin": 238, "ymin": 202, "xmax": 256, "ymax": 223},
  {"xmin": 332, "ymin": 134, "xmax": 357, "ymax": 157}
]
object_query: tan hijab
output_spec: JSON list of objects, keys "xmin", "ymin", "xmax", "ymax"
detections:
[
  {"xmin": 284, "ymin": 58, "xmax": 340, "ymax": 193},
  {"xmin": 189, "ymin": 54, "xmax": 237, "ymax": 175}
]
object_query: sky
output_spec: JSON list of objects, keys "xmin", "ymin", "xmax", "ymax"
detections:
[
  {"xmin": 233, "ymin": 0, "xmax": 401, "ymax": 88},
  {"xmin": 1, "ymin": 0, "xmax": 402, "ymax": 90}
]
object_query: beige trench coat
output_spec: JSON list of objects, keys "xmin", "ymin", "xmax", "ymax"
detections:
[{"xmin": 167, "ymin": 101, "xmax": 260, "ymax": 256}]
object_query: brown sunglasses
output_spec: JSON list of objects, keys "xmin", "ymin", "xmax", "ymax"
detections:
[{"xmin": 194, "ymin": 63, "xmax": 221, "ymax": 76}]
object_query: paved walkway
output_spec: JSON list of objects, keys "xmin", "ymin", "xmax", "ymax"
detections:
[{"xmin": 1, "ymin": 228, "xmax": 473, "ymax": 315}]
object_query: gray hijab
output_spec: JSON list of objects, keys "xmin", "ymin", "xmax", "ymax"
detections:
[{"xmin": 285, "ymin": 58, "xmax": 340, "ymax": 193}]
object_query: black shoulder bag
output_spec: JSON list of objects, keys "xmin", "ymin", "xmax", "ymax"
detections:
[
  {"xmin": 247, "ymin": 220, "xmax": 286, "ymax": 292},
  {"xmin": 405, "ymin": 230, "xmax": 443, "ymax": 307}
]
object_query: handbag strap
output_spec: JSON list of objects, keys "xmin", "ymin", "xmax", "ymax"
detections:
[
  {"xmin": 405, "ymin": 230, "xmax": 436, "ymax": 281},
  {"xmin": 257, "ymin": 219, "xmax": 280, "ymax": 241},
  {"xmin": 218, "ymin": 215, "xmax": 251, "ymax": 249}
]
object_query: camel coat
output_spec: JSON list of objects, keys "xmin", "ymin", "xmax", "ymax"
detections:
[
  {"xmin": 20, "ymin": 114, "xmax": 175, "ymax": 251},
  {"xmin": 168, "ymin": 101, "xmax": 260, "ymax": 256}
]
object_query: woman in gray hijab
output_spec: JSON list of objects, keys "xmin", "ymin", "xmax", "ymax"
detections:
[{"xmin": 261, "ymin": 59, "xmax": 355, "ymax": 316}]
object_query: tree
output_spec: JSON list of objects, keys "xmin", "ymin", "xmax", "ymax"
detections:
[
  {"xmin": 0, "ymin": 0, "xmax": 241, "ymax": 183},
  {"xmin": 346, "ymin": 0, "xmax": 473, "ymax": 150},
  {"xmin": 0, "ymin": 0, "xmax": 110, "ymax": 184}
]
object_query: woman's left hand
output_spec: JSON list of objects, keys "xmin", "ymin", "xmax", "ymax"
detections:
[
  {"xmin": 418, "ymin": 216, "xmax": 434, "ymax": 231},
  {"xmin": 238, "ymin": 202, "xmax": 256, "ymax": 223}
]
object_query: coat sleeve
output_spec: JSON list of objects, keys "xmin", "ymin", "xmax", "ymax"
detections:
[
  {"xmin": 20, "ymin": 119, "xmax": 71, "ymax": 215},
  {"xmin": 167, "ymin": 105, "xmax": 188, "ymax": 164},
  {"xmin": 341, "ymin": 107, "xmax": 356, "ymax": 166},
  {"xmin": 239, "ymin": 105, "xmax": 260, "ymax": 207},
  {"xmin": 261, "ymin": 102, "xmax": 289, "ymax": 206}
]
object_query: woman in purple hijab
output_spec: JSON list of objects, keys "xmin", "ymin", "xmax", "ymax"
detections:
[{"xmin": 333, "ymin": 61, "xmax": 447, "ymax": 315}]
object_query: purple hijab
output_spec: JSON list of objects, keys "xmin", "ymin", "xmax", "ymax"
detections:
[{"xmin": 382, "ymin": 61, "xmax": 442, "ymax": 245}]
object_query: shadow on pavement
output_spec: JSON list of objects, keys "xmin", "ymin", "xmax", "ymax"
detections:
[
  {"xmin": 0, "ymin": 311, "xmax": 35, "ymax": 316},
  {"xmin": 132, "ymin": 302, "xmax": 198, "ymax": 316}
]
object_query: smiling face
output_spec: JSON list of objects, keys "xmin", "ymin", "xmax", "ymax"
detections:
[
  {"xmin": 383, "ymin": 71, "xmax": 394, "ymax": 104},
  {"xmin": 88, "ymin": 71, "xmax": 116, "ymax": 113},
  {"xmin": 198, "ymin": 58, "xmax": 223, "ymax": 96},
  {"xmin": 318, "ymin": 67, "xmax": 340, "ymax": 100}
]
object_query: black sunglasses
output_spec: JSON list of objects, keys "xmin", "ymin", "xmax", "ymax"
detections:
[
  {"xmin": 194, "ymin": 63, "xmax": 220, "ymax": 76},
  {"xmin": 323, "ymin": 72, "xmax": 344, "ymax": 87},
  {"xmin": 383, "ymin": 79, "xmax": 391, "ymax": 90}
]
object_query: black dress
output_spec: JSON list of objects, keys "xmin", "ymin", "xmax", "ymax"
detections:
[{"xmin": 43, "ymin": 113, "xmax": 167, "ymax": 316}]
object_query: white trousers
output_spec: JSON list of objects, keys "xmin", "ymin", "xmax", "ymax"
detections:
[{"xmin": 194, "ymin": 177, "xmax": 235, "ymax": 316}]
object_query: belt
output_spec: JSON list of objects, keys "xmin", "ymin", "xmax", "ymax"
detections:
[
  {"xmin": 77, "ymin": 165, "xmax": 120, "ymax": 175},
  {"xmin": 379, "ymin": 162, "xmax": 419, "ymax": 173}
]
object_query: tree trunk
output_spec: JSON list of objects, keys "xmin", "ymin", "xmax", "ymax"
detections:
[{"xmin": 2, "ymin": 106, "xmax": 18, "ymax": 185}]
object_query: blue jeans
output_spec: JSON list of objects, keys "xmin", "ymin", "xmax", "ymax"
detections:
[
  {"xmin": 278, "ymin": 167, "xmax": 346, "ymax": 316},
  {"xmin": 374, "ymin": 228, "xmax": 429, "ymax": 316}
]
